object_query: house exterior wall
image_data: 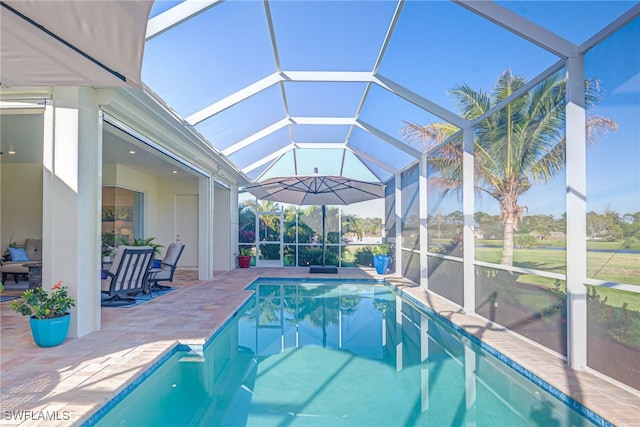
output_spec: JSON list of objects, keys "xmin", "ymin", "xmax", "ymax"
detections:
[
  {"xmin": 112, "ymin": 163, "xmax": 160, "ymax": 241},
  {"xmin": 1, "ymin": 163, "xmax": 43, "ymax": 245},
  {"xmin": 1, "ymin": 86, "xmax": 241, "ymax": 337},
  {"xmin": 157, "ymin": 176, "xmax": 199, "ymax": 262}
]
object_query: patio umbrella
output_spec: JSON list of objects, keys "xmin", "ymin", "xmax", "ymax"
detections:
[{"xmin": 245, "ymin": 170, "xmax": 385, "ymax": 272}]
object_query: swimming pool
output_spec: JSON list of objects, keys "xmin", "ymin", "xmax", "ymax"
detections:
[{"xmin": 91, "ymin": 279, "xmax": 604, "ymax": 426}]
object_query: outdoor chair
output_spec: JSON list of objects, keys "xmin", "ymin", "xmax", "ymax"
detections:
[
  {"xmin": 148, "ymin": 242, "xmax": 185, "ymax": 293},
  {"xmin": 0, "ymin": 238, "xmax": 42, "ymax": 286},
  {"xmin": 101, "ymin": 246, "xmax": 154, "ymax": 306}
]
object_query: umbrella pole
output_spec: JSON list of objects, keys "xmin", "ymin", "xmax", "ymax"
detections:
[
  {"xmin": 309, "ymin": 205, "xmax": 336, "ymax": 273},
  {"xmin": 322, "ymin": 205, "xmax": 326, "ymax": 266}
]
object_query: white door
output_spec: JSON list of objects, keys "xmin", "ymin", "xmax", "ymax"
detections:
[
  {"xmin": 175, "ymin": 195, "xmax": 198, "ymax": 267},
  {"xmin": 256, "ymin": 211, "xmax": 282, "ymax": 267}
]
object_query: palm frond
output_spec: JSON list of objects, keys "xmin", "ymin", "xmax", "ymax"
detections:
[
  {"xmin": 492, "ymin": 69, "xmax": 527, "ymax": 103},
  {"xmin": 401, "ymin": 121, "xmax": 458, "ymax": 153},
  {"xmin": 586, "ymin": 116, "xmax": 618, "ymax": 144},
  {"xmin": 527, "ymin": 139, "xmax": 566, "ymax": 184},
  {"xmin": 448, "ymin": 83, "xmax": 492, "ymax": 121}
]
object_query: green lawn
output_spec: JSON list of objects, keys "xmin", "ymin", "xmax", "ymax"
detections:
[
  {"xmin": 475, "ymin": 246, "xmax": 639, "ymax": 285},
  {"xmin": 474, "ymin": 246, "xmax": 640, "ymax": 312},
  {"xmin": 474, "ymin": 239, "xmax": 636, "ymax": 251}
]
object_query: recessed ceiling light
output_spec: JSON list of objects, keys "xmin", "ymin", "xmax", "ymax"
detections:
[
  {"xmin": 172, "ymin": 170, "xmax": 178, "ymax": 174},
  {"xmin": 128, "ymin": 150, "xmax": 136, "ymax": 154},
  {"xmin": 7, "ymin": 150, "xmax": 16, "ymax": 155}
]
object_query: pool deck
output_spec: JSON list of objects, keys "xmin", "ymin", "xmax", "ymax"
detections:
[{"xmin": 1, "ymin": 267, "xmax": 638, "ymax": 426}]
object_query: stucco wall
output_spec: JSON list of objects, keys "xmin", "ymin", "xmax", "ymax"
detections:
[
  {"xmin": 0, "ymin": 163, "xmax": 43, "ymax": 247},
  {"xmin": 156, "ymin": 176, "xmax": 198, "ymax": 262},
  {"xmin": 101, "ymin": 166, "xmax": 198, "ymax": 265}
]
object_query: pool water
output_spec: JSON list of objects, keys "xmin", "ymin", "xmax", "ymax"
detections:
[{"xmin": 93, "ymin": 279, "xmax": 598, "ymax": 426}]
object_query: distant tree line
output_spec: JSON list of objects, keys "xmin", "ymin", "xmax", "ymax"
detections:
[{"xmin": 428, "ymin": 209, "xmax": 640, "ymax": 249}]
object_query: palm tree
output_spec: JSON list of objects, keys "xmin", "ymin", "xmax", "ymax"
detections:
[{"xmin": 402, "ymin": 69, "xmax": 616, "ymax": 266}]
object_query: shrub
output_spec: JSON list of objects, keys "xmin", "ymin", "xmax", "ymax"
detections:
[
  {"xmin": 353, "ymin": 246, "xmax": 373, "ymax": 266},
  {"xmin": 515, "ymin": 234, "xmax": 538, "ymax": 248}
]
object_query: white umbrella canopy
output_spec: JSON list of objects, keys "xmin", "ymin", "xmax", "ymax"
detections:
[
  {"xmin": 245, "ymin": 174, "xmax": 385, "ymax": 206},
  {"xmin": 245, "ymin": 172, "xmax": 385, "ymax": 271}
]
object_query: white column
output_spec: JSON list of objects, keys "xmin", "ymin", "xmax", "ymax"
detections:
[
  {"xmin": 419, "ymin": 155, "xmax": 429, "ymax": 288},
  {"xmin": 42, "ymin": 101, "xmax": 54, "ymax": 283},
  {"xmin": 463, "ymin": 128, "xmax": 476, "ymax": 313},
  {"xmin": 199, "ymin": 176, "xmax": 213, "ymax": 280},
  {"xmin": 213, "ymin": 183, "xmax": 233, "ymax": 272},
  {"xmin": 566, "ymin": 55, "xmax": 588, "ymax": 369},
  {"xmin": 394, "ymin": 173, "xmax": 402, "ymax": 276},
  {"xmin": 43, "ymin": 87, "xmax": 101, "ymax": 337},
  {"xmin": 230, "ymin": 185, "xmax": 239, "ymax": 265}
]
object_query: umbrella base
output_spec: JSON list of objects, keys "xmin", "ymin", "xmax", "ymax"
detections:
[{"xmin": 309, "ymin": 265, "xmax": 338, "ymax": 274}]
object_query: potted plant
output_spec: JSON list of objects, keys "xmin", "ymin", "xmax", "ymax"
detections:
[
  {"xmin": 237, "ymin": 246, "xmax": 253, "ymax": 268},
  {"xmin": 372, "ymin": 243, "xmax": 393, "ymax": 275},
  {"xmin": 11, "ymin": 281, "xmax": 75, "ymax": 347},
  {"xmin": 101, "ymin": 242, "xmax": 114, "ymax": 263}
]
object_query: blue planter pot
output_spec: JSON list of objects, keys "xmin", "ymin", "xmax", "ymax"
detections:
[
  {"xmin": 373, "ymin": 255, "xmax": 391, "ymax": 275},
  {"xmin": 29, "ymin": 314, "xmax": 70, "ymax": 347}
]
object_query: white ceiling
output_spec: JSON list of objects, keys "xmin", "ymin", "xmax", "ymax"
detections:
[{"xmin": 0, "ymin": 112, "xmax": 196, "ymax": 179}]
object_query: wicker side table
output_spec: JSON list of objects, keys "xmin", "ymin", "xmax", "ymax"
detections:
[{"xmin": 22, "ymin": 262, "xmax": 42, "ymax": 289}]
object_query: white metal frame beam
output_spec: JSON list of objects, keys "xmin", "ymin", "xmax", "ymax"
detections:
[
  {"xmin": 372, "ymin": 0, "xmax": 405, "ymax": 74},
  {"xmin": 579, "ymin": 3, "xmax": 640, "ymax": 54},
  {"xmin": 469, "ymin": 60, "xmax": 566, "ymax": 128},
  {"xmin": 222, "ymin": 117, "xmax": 290, "ymax": 156},
  {"xmin": 294, "ymin": 142, "xmax": 346, "ymax": 149},
  {"xmin": 462, "ymin": 127, "xmax": 475, "ymax": 313},
  {"xmin": 356, "ymin": 120, "xmax": 422, "ymax": 159},
  {"xmin": 565, "ymin": 55, "xmax": 588, "ymax": 370},
  {"xmin": 373, "ymin": 74, "xmax": 467, "ymax": 129},
  {"xmin": 290, "ymin": 116, "xmax": 355, "ymax": 126},
  {"xmin": 454, "ymin": 0, "xmax": 577, "ymax": 58},
  {"xmin": 263, "ymin": 0, "xmax": 282, "ymax": 72},
  {"xmin": 180, "ymin": 70, "xmax": 468, "ymax": 180},
  {"xmin": 187, "ymin": 71, "xmax": 463, "ymax": 127},
  {"xmin": 242, "ymin": 145, "xmax": 293, "ymax": 175},
  {"xmin": 146, "ymin": 0, "xmax": 223, "ymax": 40},
  {"xmin": 186, "ymin": 73, "xmax": 282, "ymax": 125},
  {"xmin": 281, "ymin": 71, "xmax": 372, "ymax": 82},
  {"xmin": 348, "ymin": 146, "xmax": 399, "ymax": 175}
]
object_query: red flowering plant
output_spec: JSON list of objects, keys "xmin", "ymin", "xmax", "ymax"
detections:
[
  {"xmin": 239, "ymin": 228, "xmax": 255, "ymax": 243},
  {"xmin": 11, "ymin": 281, "xmax": 75, "ymax": 319}
]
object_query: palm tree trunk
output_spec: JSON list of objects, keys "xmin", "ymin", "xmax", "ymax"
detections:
[
  {"xmin": 500, "ymin": 181, "xmax": 521, "ymax": 267},
  {"xmin": 501, "ymin": 215, "xmax": 516, "ymax": 266}
]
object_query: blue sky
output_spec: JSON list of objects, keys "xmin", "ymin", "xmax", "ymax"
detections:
[{"xmin": 144, "ymin": 1, "xmax": 639, "ymax": 217}]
